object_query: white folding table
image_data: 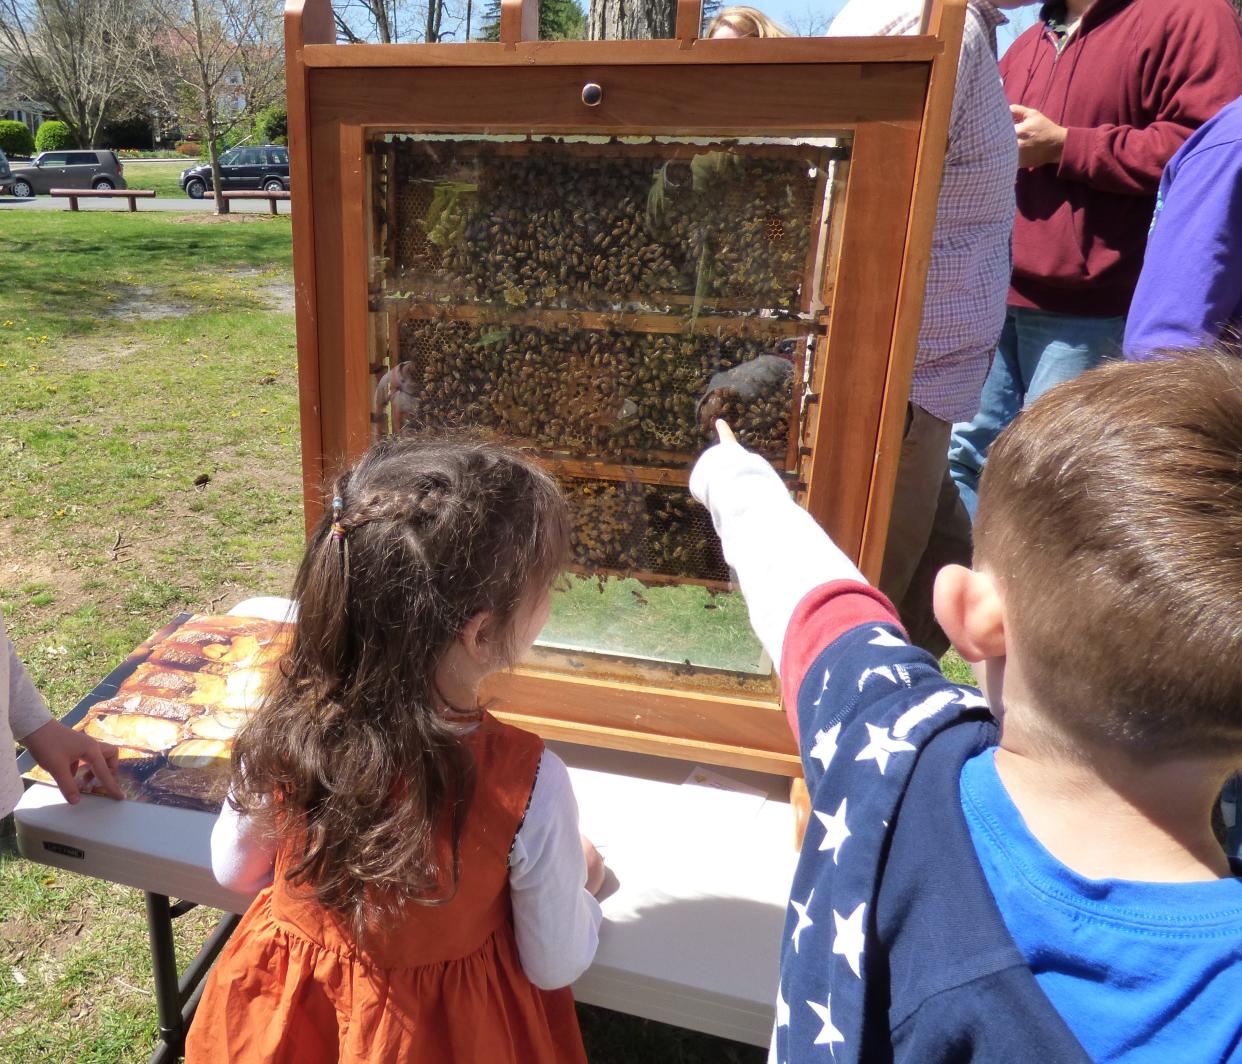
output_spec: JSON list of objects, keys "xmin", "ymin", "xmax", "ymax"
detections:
[{"xmin": 15, "ymin": 599, "xmax": 796, "ymax": 1061}]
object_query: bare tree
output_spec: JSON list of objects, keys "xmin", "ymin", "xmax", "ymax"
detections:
[
  {"xmin": 588, "ymin": 0, "xmax": 672, "ymax": 40},
  {"xmin": 0, "ymin": 0, "xmax": 142, "ymax": 147},
  {"xmin": 132, "ymin": 0, "xmax": 282, "ymax": 213},
  {"xmin": 330, "ymin": 0, "xmax": 476, "ymax": 43},
  {"xmin": 333, "ymin": 0, "xmax": 397, "ymax": 42},
  {"xmin": 425, "ymin": 0, "xmax": 444, "ymax": 41},
  {"xmin": 783, "ymin": 4, "xmax": 830, "ymax": 36}
]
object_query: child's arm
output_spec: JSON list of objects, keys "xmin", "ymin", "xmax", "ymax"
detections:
[
  {"xmin": 7, "ymin": 634, "xmax": 53, "ymax": 741},
  {"xmin": 689, "ymin": 434, "xmax": 868, "ymax": 674},
  {"xmin": 210, "ymin": 794, "xmax": 277, "ymax": 894},
  {"xmin": 691, "ymin": 427, "xmax": 985, "ymax": 811},
  {"xmin": 689, "ymin": 430, "xmax": 903, "ymax": 736},
  {"xmin": 7, "ymin": 633, "xmax": 123, "ymax": 803},
  {"xmin": 509, "ymin": 750, "xmax": 603, "ymax": 990}
]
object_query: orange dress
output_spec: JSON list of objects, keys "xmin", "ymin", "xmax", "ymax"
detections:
[{"xmin": 185, "ymin": 715, "xmax": 588, "ymax": 1063}]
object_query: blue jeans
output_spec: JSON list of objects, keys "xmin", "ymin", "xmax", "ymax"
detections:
[{"xmin": 949, "ymin": 307, "xmax": 1126, "ymax": 518}]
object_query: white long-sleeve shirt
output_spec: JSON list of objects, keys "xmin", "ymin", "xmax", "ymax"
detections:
[
  {"xmin": 2, "ymin": 619, "xmax": 54, "ymax": 817},
  {"xmin": 210, "ymin": 747, "xmax": 602, "ymax": 990}
]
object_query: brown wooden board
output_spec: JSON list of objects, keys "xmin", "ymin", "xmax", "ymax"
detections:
[{"xmin": 284, "ymin": 0, "xmax": 966, "ymax": 777}]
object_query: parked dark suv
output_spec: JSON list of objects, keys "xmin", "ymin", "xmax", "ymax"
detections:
[
  {"xmin": 9, "ymin": 150, "xmax": 126, "ymax": 197},
  {"xmin": 179, "ymin": 145, "xmax": 290, "ymax": 199},
  {"xmin": 0, "ymin": 149, "xmax": 13, "ymax": 196}
]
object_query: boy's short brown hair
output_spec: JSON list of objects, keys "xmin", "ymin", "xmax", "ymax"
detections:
[{"xmin": 973, "ymin": 350, "xmax": 1242, "ymax": 761}]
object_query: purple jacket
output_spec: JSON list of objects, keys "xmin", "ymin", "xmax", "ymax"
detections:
[{"xmin": 1124, "ymin": 96, "xmax": 1242, "ymax": 358}]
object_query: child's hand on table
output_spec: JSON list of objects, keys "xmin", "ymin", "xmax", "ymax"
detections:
[
  {"xmin": 23, "ymin": 719, "xmax": 123, "ymax": 803},
  {"xmin": 581, "ymin": 833, "xmax": 606, "ymax": 896}
]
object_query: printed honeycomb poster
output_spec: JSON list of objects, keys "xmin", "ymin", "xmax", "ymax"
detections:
[{"xmin": 23, "ymin": 615, "xmax": 293, "ymax": 813}]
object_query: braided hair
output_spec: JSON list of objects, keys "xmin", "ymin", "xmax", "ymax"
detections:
[{"xmin": 230, "ymin": 434, "xmax": 569, "ymax": 946}]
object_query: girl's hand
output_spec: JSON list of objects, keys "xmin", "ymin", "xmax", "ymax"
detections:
[
  {"xmin": 581, "ymin": 833, "xmax": 606, "ymax": 896},
  {"xmin": 715, "ymin": 419, "xmax": 737, "ymax": 446},
  {"xmin": 23, "ymin": 719, "xmax": 123, "ymax": 803}
]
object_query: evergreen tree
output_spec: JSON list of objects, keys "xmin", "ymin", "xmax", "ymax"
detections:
[{"xmin": 481, "ymin": 0, "xmax": 585, "ymax": 40}]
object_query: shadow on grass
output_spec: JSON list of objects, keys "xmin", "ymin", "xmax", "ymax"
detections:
[{"xmin": 579, "ymin": 1003, "xmax": 767, "ymax": 1063}]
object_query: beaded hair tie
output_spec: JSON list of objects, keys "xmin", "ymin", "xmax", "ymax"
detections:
[{"xmin": 330, "ymin": 495, "xmax": 347, "ymax": 541}]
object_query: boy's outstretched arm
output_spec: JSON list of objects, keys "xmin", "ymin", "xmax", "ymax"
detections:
[
  {"xmin": 689, "ymin": 423, "xmax": 907, "ymax": 741},
  {"xmin": 689, "ymin": 423, "xmax": 866, "ymax": 671}
]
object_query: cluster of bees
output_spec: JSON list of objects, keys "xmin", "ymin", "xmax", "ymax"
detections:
[
  {"xmin": 389, "ymin": 320, "xmax": 792, "ymax": 461},
  {"xmin": 699, "ymin": 385, "xmax": 792, "ymax": 457},
  {"xmin": 375, "ymin": 140, "xmax": 816, "ymax": 588},
  {"xmin": 562, "ymin": 479, "xmax": 729, "ymax": 583},
  {"xmin": 390, "ymin": 144, "xmax": 815, "ymax": 311}
]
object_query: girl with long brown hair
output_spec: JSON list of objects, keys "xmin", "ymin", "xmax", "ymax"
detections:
[{"xmin": 186, "ymin": 435, "xmax": 605, "ymax": 1063}]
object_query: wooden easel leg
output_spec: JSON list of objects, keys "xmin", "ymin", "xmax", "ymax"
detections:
[{"xmin": 790, "ymin": 775, "xmax": 810, "ymax": 850}]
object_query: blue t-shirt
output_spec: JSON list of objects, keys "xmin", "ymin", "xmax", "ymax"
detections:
[{"xmin": 961, "ymin": 747, "xmax": 1242, "ymax": 1063}]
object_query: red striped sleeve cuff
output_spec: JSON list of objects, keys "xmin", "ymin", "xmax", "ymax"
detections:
[{"xmin": 778, "ymin": 581, "xmax": 905, "ymax": 741}]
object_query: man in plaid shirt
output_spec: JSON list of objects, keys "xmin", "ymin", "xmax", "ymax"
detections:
[{"xmin": 828, "ymin": 0, "xmax": 1023, "ymax": 654}]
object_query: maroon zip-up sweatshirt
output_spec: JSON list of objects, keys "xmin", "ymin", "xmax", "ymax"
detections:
[{"xmin": 1001, "ymin": 0, "xmax": 1242, "ymax": 316}]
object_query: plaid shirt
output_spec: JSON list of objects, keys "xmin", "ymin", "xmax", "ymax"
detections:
[{"xmin": 829, "ymin": 1, "xmax": 1017, "ymax": 423}]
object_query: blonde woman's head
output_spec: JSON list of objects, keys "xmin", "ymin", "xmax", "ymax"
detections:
[{"xmin": 706, "ymin": 6, "xmax": 791, "ymax": 38}]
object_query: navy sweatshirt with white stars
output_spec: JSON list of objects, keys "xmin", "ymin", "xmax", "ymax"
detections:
[{"xmin": 690, "ymin": 441, "xmax": 1094, "ymax": 1064}]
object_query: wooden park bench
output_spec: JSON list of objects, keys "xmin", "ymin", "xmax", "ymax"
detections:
[
  {"xmin": 207, "ymin": 189, "xmax": 291, "ymax": 215},
  {"xmin": 51, "ymin": 188, "xmax": 156, "ymax": 212}
]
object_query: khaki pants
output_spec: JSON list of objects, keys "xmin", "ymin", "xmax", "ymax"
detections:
[{"xmin": 879, "ymin": 404, "xmax": 974, "ymax": 657}]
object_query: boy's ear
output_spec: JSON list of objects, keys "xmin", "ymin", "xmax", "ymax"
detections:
[
  {"xmin": 933, "ymin": 565, "xmax": 1006, "ymax": 663},
  {"xmin": 459, "ymin": 610, "xmax": 495, "ymax": 666}
]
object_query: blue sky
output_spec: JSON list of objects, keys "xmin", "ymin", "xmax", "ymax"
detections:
[{"xmin": 759, "ymin": 0, "xmax": 1040, "ymax": 53}]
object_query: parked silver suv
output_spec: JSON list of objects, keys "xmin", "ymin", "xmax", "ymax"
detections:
[{"xmin": 9, "ymin": 149, "xmax": 127, "ymax": 197}]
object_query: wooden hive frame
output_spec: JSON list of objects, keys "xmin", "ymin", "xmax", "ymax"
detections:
[{"xmin": 284, "ymin": 0, "xmax": 966, "ymax": 777}]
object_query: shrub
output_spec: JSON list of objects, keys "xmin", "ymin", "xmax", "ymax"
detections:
[
  {"xmin": 176, "ymin": 141, "xmax": 203, "ymax": 157},
  {"xmin": 253, "ymin": 106, "xmax": 287, "ymax": 146},
  {"xmin": 0, "ymin": 120, "xmax": 35, "ymax": 157},
  {"xmin": 117, "ymin": 148, "xmax": 184, "ymax": 159},
  {"xmin": 34, "ymin": 120, "xmax": 74, "ymax": 152},
  {"xmin": 217, "ymin": 127, "xmax": 247, "ymax": 152}
]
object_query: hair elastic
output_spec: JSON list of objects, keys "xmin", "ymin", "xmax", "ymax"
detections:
[{"xmin": 330, "ymin": 495, "xmax": 346, "ymax": 541}]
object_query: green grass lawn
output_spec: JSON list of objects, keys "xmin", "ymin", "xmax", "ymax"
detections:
[
  {"xmin": 0, "ymin": 210, "xmax": 304, "ymax": 1061},
  {"xmin": 0, "ymin": 210, "xmax": 775, "ymax": 1062},
  {"xmin": 121, "ymin": 162, "xmax": 191, "ymax": 201}
]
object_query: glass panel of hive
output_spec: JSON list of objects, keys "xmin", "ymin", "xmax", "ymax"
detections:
[
  {"xmin": 372, "ymin": 135, "xmax": 833, "ymax": 316},
  {"xmin": 367, "ymin": 133, "xmax": 843, "ymax": 686},
  {"xmin": 382, "ymin": 318, "xmax": 804, "ymax": 467}
]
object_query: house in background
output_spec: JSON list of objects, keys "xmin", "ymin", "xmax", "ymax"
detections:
[
  {"xmin": 3, "ymin": 100, "xmax": 49, "ymax": 133},
  {"xmin": 0, "ymin": 62, "xmax": 49, "ymax": 137}
]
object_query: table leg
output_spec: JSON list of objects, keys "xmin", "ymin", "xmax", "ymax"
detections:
[
  {"xmin": 144, "ymin": 892, "xmax": 241, "ymax": 1064},
  {"xmin": 146, "ymin": 892, "xmax": 184, "ymax": 1061}
]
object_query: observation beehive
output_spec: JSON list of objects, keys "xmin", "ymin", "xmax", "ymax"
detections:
[{"xmin": 286, "ymin": 0, "xmax": 966, "ymax": 775}]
